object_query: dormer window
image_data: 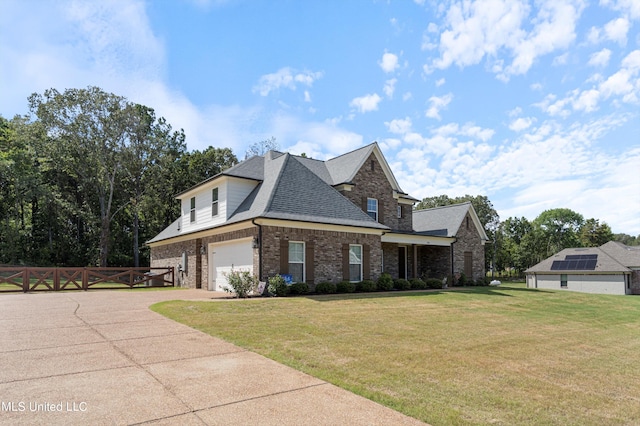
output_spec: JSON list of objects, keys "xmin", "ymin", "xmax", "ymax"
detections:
[
  {"xmin": 190, "ymin": 197, "xmax": 196, "ymax": 223},
  {"xmin": 212, "ymin": 187, "xmax": 219, "ymax": 217},
  {"xmin": 367, "ymin": 198, "xmax": 378, "ymax": 221}
]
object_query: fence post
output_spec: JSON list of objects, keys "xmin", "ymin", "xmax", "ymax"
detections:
[
  {"xmin": 83, "ymin": 268, "xmax": 88, "ymax": 291},
  {"xmin": 23, "ymin": 268, "xmax": 28, "ymax": 293},
  {"xmin": 54, "ymin": 268, "xmax": 59, "ymax": 291}
]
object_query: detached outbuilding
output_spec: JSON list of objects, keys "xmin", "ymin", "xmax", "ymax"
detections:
[{"xmin": 526, "ymin": 241, "xmax": 640, "ymax": 295}]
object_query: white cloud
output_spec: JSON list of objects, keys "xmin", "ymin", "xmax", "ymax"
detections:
[
  {"xmin": 252, "ymin": 67, "xmax": 323, "ymax": 96},
  {"xmin": 385, "ymin": 117, "xmax": 412, "ymax": 134},
  {"xmin": 428, "ymin": 0, "xmax": 584, "ymax": 80},
  {"xmin": 604, "ymin": 17, "xmax": 630, "ymax": 45},
  {"xmin": 588, "ymin": 48, "xmax": 612, "ymax": 67},
  {"xmin": 599, "ymin": 0, "xmax": 640, "ymax": 20},
  {"xmin": 379, "ymin": 52, "xmax": 399, "ymax": 73},
  {"xmin": 349, "ymin": 93, "xmax": 382, "ymax": 113},
  {"xmin": 425, "ymin": 93, "xmax": 453, "ymax": 120},
  {"xmin": 572, "ymin": 89, "xmax": 601, "ymax": 112},
  {"xmin": 383, "ymin": 78, "xmax": 397, "ymax": 98},
  {"xmin": 402, "ymin": 92, "xmax": 413, "ymax": 101},
  {"xmin": 435, "ymin": 78, "xmax": 446, "ymax": 87},
  {"xmin": 509, "ymin": 117, "xmax": 534, "ymax": 131},
  {"xmin": 304, "ymin": 90, "xmax": 311, "ymax": 102}
]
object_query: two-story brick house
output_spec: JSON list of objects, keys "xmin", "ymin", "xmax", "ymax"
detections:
[{"xmin": 147, "ymin": 142, "xmax": 488, "ymax": 291}]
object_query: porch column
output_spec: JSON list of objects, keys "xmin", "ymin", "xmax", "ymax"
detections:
[{"xmin": 412, "ymin": 244, "xmax": 418, "ymax": 279}]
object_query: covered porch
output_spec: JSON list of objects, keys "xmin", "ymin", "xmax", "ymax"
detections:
[{"xmin": 381, "ymin": 232, "xmax": 455, "ymax": 281}]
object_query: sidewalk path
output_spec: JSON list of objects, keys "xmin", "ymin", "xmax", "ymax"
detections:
[{"xmin": 0, "ymin": 289, "xmax": 425, "ymax": 425}]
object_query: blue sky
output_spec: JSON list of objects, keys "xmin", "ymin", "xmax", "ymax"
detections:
[{"xmin": 1, "ymin": 0, "xmax": 639, "ymax": 235}]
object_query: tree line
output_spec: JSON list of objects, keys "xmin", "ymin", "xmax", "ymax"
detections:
[
  {"xmin": 417, "ymin": 195, "xmax": 639, "ymax": 277},
  {"xmin": 1, "ymin": 87, "xmax": 238, "ymax": 267}
]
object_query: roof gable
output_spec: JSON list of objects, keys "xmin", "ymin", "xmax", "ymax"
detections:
[{"xmin": 324, "ymin": 142, "xmax": 412, "ymax": 200}]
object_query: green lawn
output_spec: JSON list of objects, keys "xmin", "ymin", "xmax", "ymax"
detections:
[{"xmin": 152, "ymin": 285, "xmax": 640, "ymax": 425}]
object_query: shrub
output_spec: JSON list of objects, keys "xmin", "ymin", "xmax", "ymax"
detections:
[
  {"xmin": 476, "ymin": 276, "xmax": 490, "ymax": 286},
  {"xmin": 377, "ymin": 273, "xmax": 394, "ymax": 291},
  {"xmin": 425, "ymin": 278, "xmax": 443, "ymax": 289},
  {"xmin": 458, "ymin": 273, "xmax": 468, "ymax": 286},
  {"xmin": 356, "ymin": 280, "xmax": 376, "ymax": 293},
  {"xmin": 223, "ymin": 269, "xmax": 258, "ymax": 298},
  {"xmin": 268, "ymin": 275, "xmax": 289, "ymax": 297},
  {"xmin": 315, "ymin": 281, "xmax": 337, "ymax": 294},
  {"xmin": 289, "ymin": 282, "xmax": 309, "ymax": 295},
  {"xmin": 336, "ymin": 281, "xmax": 356, "ymax": 293},
  {"xmin": 408, "ymin": 278, "xmax": 426, "ymax": 290},
  {"xmin": 394, "ymin": 279, "xmax": 411, "ymax": 290}
]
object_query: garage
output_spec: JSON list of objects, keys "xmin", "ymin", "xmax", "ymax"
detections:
[{"xmin": 208, "ymin": 239, "xmax": 254, "ymax": 291}]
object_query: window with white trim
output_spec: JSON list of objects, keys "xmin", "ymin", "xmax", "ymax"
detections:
[
  {"xmin": 349, "ymin": 244, "xmax": 363, "ymax": 282},
  {"xmin": 211, "ymin": 187, "xmax": 219, "ymax": 217},
  {"xmin": 397, "ymin": 205, "xmax": 402, "ymax": 219},
  {"xmin": 367, "ymin": 198, "xmax": 378, "ymax": 221},
  {"xmin": 190, "ymin": 197, "xmax": 196, "ymax": 223},
  {"xmin": 561, "ymin": 274, "xmax": 567, "ymax": 288},
  {"xmin": 288, "ymin": 242, "xmax": 305, "ymax": 283}
]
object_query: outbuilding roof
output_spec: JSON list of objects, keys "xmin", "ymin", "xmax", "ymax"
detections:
[{"xmin": 526, "ymin": 243, "xmax": 638, "ymax": 274}]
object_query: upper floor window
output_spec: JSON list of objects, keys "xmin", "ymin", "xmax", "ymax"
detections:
[
  {"xmin": 397, "ymin": 205, "xmax": 402, "ymax": 219},
  {"xmin": 212, "ymin": 188, "xmax": 219, "ymax": 217},
  {"xmin": 288, "ymin": 242, "xmax": 305, "ymax": 283},
  {"xmin": 367, "ymin": 198, "xmax": 378, "ymax": 221},
  {"xmin": 190, "ymin": 197, "xmax": 196, "ymax": 223}
]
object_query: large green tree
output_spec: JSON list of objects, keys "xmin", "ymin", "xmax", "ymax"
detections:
[
  {"xmin": 579, "ymin": 218, "xmax": 614, "ymax": 247},
  {"xmin": 533, "ymin": 208, "xmax": 584, "ymax": 258}
]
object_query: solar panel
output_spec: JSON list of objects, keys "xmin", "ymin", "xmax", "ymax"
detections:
[
  {"xmin": 551, "ymin": 260, "xmax": 564, "ymax": 271},
  {"xmin": 565, "ymin": 254, "xmax": 598, "ymax": 260},
  {"xmin": 585, "ymin": 259, "xmax": 597, "ymax": 270}
]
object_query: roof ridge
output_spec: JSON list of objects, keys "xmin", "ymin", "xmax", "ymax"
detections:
[
  {"xmin": 261, "ymin": 153, "xmax": 290, "ymax": 215},
  {"xmin": 414, "ymin": 201, "xmax": 471, "ymax": 213}
]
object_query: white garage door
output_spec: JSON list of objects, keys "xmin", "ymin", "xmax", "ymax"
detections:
[{"xmin": 209, "ymin": 239, "xmax": 253, "ymax": 291}]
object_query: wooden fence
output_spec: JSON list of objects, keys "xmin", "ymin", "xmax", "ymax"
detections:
[{"xmin": 0, "ymin": 267, "xmax": 174, "ymax": 292}]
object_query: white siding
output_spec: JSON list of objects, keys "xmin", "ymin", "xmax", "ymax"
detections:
[
  {"xmin": 179, "ymin": 177, "xmax": 258, "ymax": 233},
  {"xmin": 226, "ymin": 178, "xmax": 258, "ymax": 216},
  {"xmin": 531, "ymin": 274, "xmax": 626, "ymax": 295}
]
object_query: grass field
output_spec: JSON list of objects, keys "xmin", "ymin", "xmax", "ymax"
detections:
[{"xmin": 152, "ymin": 284, "xmax": 640, "ymax": 425}]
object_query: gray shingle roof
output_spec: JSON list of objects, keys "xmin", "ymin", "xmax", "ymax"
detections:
[
  {"xmin": 413, "ymin": 202, "xmax": 473, "ymax": 237},
  {"xmin": 228, "ymin": 153, "xmax": 388, "ymax": 229},
  {"xmin": 148, "ymin": 147, "xmax": 390, "ymax": 243},
  {"xmin": 600, "ymin": 241, "xmax": 640, "ymax": 268},
  {"xmin": 526, "ymin": 243, "xmax": 639, "ymax": 273}
]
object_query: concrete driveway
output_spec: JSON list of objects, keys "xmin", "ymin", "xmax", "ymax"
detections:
[{"xmin": 0, "ymin": 289, "xmax": 425, "ymax": 425}]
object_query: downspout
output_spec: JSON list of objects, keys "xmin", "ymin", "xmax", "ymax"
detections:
[
  {"xmin": 252, "ymin": 219, "xmax": 263, "ymax": 282},
  {"xmin": 450, "ymin": 237, "xmax": 457, "ymax": 278}
]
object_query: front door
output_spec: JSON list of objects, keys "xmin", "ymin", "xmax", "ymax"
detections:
[{"xmin": 399, "ymin": 246, "xmax": 407, "ymax": 279}]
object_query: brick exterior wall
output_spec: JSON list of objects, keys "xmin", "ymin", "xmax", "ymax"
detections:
[
  {"xmin": 261, "ymin": 225, "xmax": 382, "ymax": 289},
  {"xmin": 631, "ymin": 270, "xmax": 640, "ymax": 294},
  {"xmin": 340, "ymin": 153, "xmax": 413, "ymax": 232},
  {"xmin": 452, "ymin": 211, "xmax": 486, "ymax": 281},
  {"xmin": 417, "ymin": 246, "xmax": 451, "ymax": 280},
  {"xmin": 150, "ymin": 227, "xmax": 258, "ymax": 289},
  {"xmin": 151, "ymin": 240, "xmax": 198, "ymax": 288}
]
